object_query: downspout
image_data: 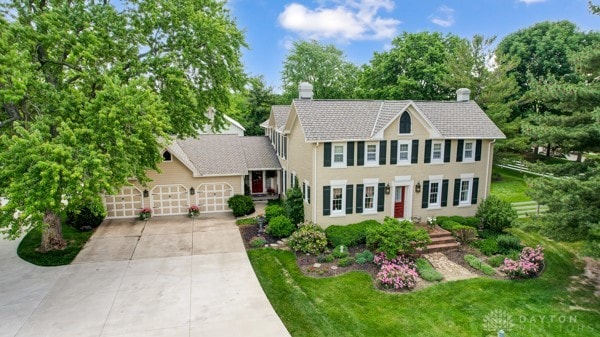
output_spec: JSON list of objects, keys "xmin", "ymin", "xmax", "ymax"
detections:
[
  {"xmin": 484, "ymin": 139, "xmax": 496, "ymax": 198},
  {"xmin": 313, "ymin": 142, "xmax": 319, "ymax": 222}
]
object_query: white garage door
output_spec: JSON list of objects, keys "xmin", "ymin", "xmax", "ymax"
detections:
[
  {"xmin": 104, "ymin": 186, "xmax": 144, "ymax": 218},
  {"xmin": 196, "ymin": 183, "xmax": 233, "ymax": 213},
  {"xmin": 150, "ymin": 184, "xmax": 189, "ymax": 216}
]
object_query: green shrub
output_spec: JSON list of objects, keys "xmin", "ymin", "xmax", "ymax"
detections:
[
  {"xmin": 265, "ymin": 205, "xmax": 285, "ymax": 222},
  {"xmin": 496, "ymin": 234, "xmax": 521, "ymax": 254},
  {"xmin": 66, "ymin": 203, "xmax": 106, "ymax": 231},
  {"xmin": 325, "ymin": 220, "xmax": 379, "ymax": 247},
  {"xmin": 463, "ymin": 217, "xmax": 481, "ymax": 228},
  {"xmin": 464, "ymin": 254, "xmax": 496, "ymax": 276},
  {"xmin": 366, "ymin": 217, "xmax": 431, "ymax": 259},
  {"xmin": 476, "ymin": 238, "xmax": 499, "ymax": 256},
  {"xmin": 228, "ymin": 194, "xmax": 255, "ymax": 217},
  {"xmin": 582, "ymin": 240, "xmax": 600, "ymax": 258},
  {"xmin": 249, "ymin": 236, "xmax": 267, "ymax": 248},
  {"xmin": 285, "ymin": 177, "xmax": 305, "ymax": 225},
  {"xmin": 415, "ymin": 258, "xmax": 444, "ymax": 282},
  {"xmin": 236, "ymin": 217, "xmax": 257, "ymax": 226},
  {"xmin": 267, "ymin": 199, "xmax": 283, "ymax": 206},
  {"xmin": 453, "ymin": 226, "xmax": 476, "ymax": 244},
  {"xmin": 487, "ymin": 255, "xmax": 506, "ymax": 268},
  {"xmin": 288, "ymin": 223, "xmax": 328, "ymax": 255},
  {"xmin": 439, "ymin": 220, "xmax": 462, "ymax": 232},
  {"xmin": 476, "ymin": 196, "xmax": 517, "ymax": 233},
  {"xmin": 337, "ymin": 257, "xmax": 355, "ymax": 267},
  {"xmin": 354, "ymin": 250, "xmax": 375, "ymax": 265},
  {"xmin": 317, "ymin": 254, "xmax": 335, "ymax": 263},
  {"xmin": 265, "ymin": 215, "xmax": 295, "ymax": 238},
  {"xmin": 331, "ymin": 244, "xmax": 350, "ymax": 259}
]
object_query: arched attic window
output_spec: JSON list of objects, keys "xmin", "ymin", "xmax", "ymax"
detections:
[
  {"xmin": 162, "ymin": 150, "xmax": 172, "ymax": 162},
  {"xmin": 399, "ymin": 111, "xmax": 411, "ymax": 134}
]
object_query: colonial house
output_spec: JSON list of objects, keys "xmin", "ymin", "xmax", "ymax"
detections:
[
  {"xmin": 103, "ymin": 115, "xmax": 281, "ymax": 219},
  {"xmin": 262, "ymin": 83, "xmax": 505, "ymax": 227}
]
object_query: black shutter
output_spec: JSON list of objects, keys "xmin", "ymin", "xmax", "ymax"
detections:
[
  {"xmin": 356, "ymin": 184, "xmax": 364, "ymax": 213},
  {"xmin": 444, "ymin": 140, "xmax": 452, "ymax": 163},
  {"xmin": 471, "ymin": 178, "xmax": 479, "ymax": 205},
  {"xmin": 324, "ymin": 142, "xmax": 331, "ymax": 167},
  {"xmin": 347, "ymin": 141, "xmax": 355, "ymax": 166},
  {"xmin": 424, "ymin": 140, "xmax": 432, "ymax": 163},
  {"xmin": 379, "ymin": 140, "xmax": 387, "ymax": 165},
  {"xmin": 283, "ymin": 170, "xmax": 287, "ymax": 191},
  {"xmin": 307, "ymin": 185, "xmax": 311, "ymax": 204},
  {"xmin": 421, "ymin": 181, "xmax": 430, "ymax": 208},
  {"xmin": 475, "ymin": 139, "xmax": 482, "ymax": 161},
  {"xmin": 453, "ymin": 179, "xmax": 461, "ymax": 206},
  {"xmin": 302, "ymin": 182, "xmax": 306, "ymax": 200},
  {"xmin": 390, "ymin": 140, "xmax": 398, "ymax": 165},
  {"xmin": 323, "ymin": 186, "xmax": 331, "ymax": 216},
  {"xmin": 411, "ymin": 140, "xmax": 419, "ymax": 164},
  {"xmin": 441, "ymin": 179, "xmax": 449, "ymax": 207},
  {"xmin": 377, "ymin": 183, "xmax": 385, "ymax": 212},
  {"xmin": 284, "ymin": 136, "xmax": 288, "ymax": 159},
  {"xmin": 346, "ymin": 185, "xmax": 353, "ymax": 214},
  {"xmin": 456, "ymin": 140, "xmax": 464, "ymax": 162},
  {"xmin": 357, "ymin": 141, "xmax": 365, "ymax": 166}
]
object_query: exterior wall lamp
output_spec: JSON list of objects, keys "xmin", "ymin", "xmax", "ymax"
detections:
[
  {"xmin": 415, "ymin": 182, "xmax": 421, "ymax": 193},
  {"xmin": 384, "ymin": 184, "xmax": 391, "ymax": 195},
  {"xmin": 190, "ymin": 187, "xmax": 195, "ymax": 195},
  {"xmin": 143, "ymin": 189, "xmax": 149, "ymax": 198}
]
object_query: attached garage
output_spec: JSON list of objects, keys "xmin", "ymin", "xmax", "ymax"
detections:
[
  {"xmin": 104, "ymin": 186, "xmax": 144, "ymax": 218},
  {"xmin": 150, "ymin": 184, "xmax": 189, "ymax": 216},
  {"xmin": 196, "ymin": 182, "xmax": 234, "ymax": 213}
]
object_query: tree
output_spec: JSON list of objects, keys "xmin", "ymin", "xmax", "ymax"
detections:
[
  {"xmin": 441, "ymin": 35, "xmax": 525, "ymax": 154},
  {"xmin": 285, "ymin": 177, "xmax": 304, "ymax": 225},
  {"xmin": 359, "ymin": 32, "xmax": 463, "ymax": 100},
  {"xmin": 0, "ymin": 0, "xmax": 246, "ymax": 251},
  {"xmin": 281, "ymin": 40, "xmax": 359, "ymax": 101},
  {"xmin": 228, "ymin": 76, "xmax": 277, "ymax": 136}
]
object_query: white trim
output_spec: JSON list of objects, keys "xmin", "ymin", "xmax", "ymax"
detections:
[
  {"xmin": 458, "ymin": 178, "xmax": 473, "ymax": 206},
  {"xmin": 362, "ymin": 178, "xmax": 379, "ymax": 184},
  {"xmin": 303, "ymin": 179, "xmax": 310, "ymax": 204},
  {"xmin": 332, "ymin": 143, "xmax": 347, "ymax": 168},
  {"xmin": 313, "ymin": 143, "xmax": 318, "ymax": 222},
  {"xmin": 391, "ymin": 182, "xmax": 413, "ymax": 220},
  {"xmin": 365, "ymin": 142, "xmax": 379, "ymax": 166},
  {"xmin": 397, "ymin": 140, "xmax": 412, "ymax": 165},
  {"xmin": 429, "ymin": 174, "xmax": 444, "ymax": 181},
  {"xmin": 460, "ymin": 172, "xmax": 475, "ymax": 179},
  {"xmin": 362, "ymin": 183, "xmax": 378, "ymax": 214},
  {"xmin": 431, "ymin": 141, "xmax": 444, "ymax": 164},
  {"xmin": 428, "ymin": 179, "xmax": 442, "ymax": 209},
  {"xmin": 395, "ymin": 175, "xmax": 412, "ymax": 183},
  {"xmin": 330, "ymin": 179, "xmax": 347, "ymax": 186},
  {"xmin": 330, "ymin": 184, "xmax": 346, "ymax": 216}
]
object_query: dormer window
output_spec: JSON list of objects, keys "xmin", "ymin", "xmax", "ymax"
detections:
[
  {"xmin": 162, "ymin": 151, "xmax": 172, "ymax": 162},
  {"xmin": 399, "ymin": 111, "xmax": 411, "ymax": 134}
]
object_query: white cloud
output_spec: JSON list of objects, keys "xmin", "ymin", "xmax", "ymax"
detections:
[
  {"xmin": 278, "ymin": 0, "xmax": 401, "ymax": 41},
  {"xmin": 518, "ymin": 0, "xmax": 547, "ymax": 4},
  {"xmin": 429, "ymin": 5, "xmax": 455, "ymax": 28}
]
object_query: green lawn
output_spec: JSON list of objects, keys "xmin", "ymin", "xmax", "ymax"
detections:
[
  {"xmin": 17, "ymin": 224, "xmax": 93, "ymax": 266},
  {"xmin": 248, "ymin": 230, "xmax": 600, "ymax": 336},
  {"xmin": 490, "ymin": 166, "xmax": 533, "ymax": 203}
]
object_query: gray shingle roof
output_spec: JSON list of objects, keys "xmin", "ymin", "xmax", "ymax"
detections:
[
  {"xmin": 173, "ymin": 135, "xmax": 280, "ymax": 176},
  {"xmin": 272, "ymin": 105, "xmax": 290, "ymax": 131},
  {"xmin": 291, "ymin": 99, "xmax": 505, "ymax": 141},
  {"xmin": 241, "ymin": 137, "xmax": 281, "ymax": 170}
]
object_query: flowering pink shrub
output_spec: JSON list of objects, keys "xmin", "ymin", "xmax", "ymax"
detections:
[
  {"xmin": 374, "ymin": 253, "xmax": 418, "ymax": 290},
  {"xmin": 499, "ymin": 245, "xmax": 544, "ymax": 279}
]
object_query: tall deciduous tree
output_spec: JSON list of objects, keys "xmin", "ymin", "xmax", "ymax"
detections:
[
  {"xmin": 0, "ymin": 0, "xmax": 246, "ymax": 251},
  {"xmin": 359, "ymin": 31, "xmax": 463, "ymax": 100},
  {"xmin": 281, "ymin": 40, "xmax": 359, "ymax": 101},
  {"xmin": 228, "ymin": 76, "xmax": 277, "ymax": 136}
]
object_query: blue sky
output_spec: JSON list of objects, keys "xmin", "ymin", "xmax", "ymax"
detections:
[{"xmin": 227, "ymin": 0, "xmax": 599, "ymax": 92}]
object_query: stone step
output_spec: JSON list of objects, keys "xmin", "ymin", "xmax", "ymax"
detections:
[
  {"xmin": 426, "ymin": 242, "xmax": 460, "ymax": 253},
  {"xmin": 428, "ymin": 229, "xmax": 452, "ymax": 238},
  {"xmin": 430, "ymin": 236, "xmax": 457, "ymax": 245}
]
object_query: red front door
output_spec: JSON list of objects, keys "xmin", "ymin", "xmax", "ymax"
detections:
[
  {"xmin": 251, "ymin": 171, "xmax": 263, "ymax": 193},
  {"xmin": 394, "ymin": 186, "xmax": 405, "ymax": 218}
]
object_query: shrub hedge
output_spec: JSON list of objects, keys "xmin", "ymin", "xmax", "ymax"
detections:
[
  {"xmin": 464, "ymin": 254, "xmax": 496, "ymax": 276},
  {"xmin": 228, "ymin": 194, "xmax": 255, "ymax": 217},
  {"xmin": 266, "ymin": 215, "xmax": 295, "ymax": 238},
  {"xmin": 415, "ymin": 258, "xmax": 444, "ymax": 282},
  {"xmin": 324, "ymin": 220, "xmax": 379, "ymax": 247}
]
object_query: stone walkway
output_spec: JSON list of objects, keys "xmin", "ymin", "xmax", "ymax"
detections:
[{"xmin": 423, "ymin": 252, "xmax": 478, "ymax": 281}]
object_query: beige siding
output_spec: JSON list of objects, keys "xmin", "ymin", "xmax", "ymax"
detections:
[{"xmin": 308, "ymin": 107, "xmax": 494, "ymax": 228}]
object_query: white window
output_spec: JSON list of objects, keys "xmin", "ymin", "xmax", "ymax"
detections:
[
  {"xmin": 397, "ymin": 141, "xmax": 411, "ymax": 164},
  {"xmin": 332, "ymin": 144, "xmax": 346, "ymax": 167},
  {"xmin": 331, "ymin": 186, "xmax": 345, "ymax": 215},
  {"xmin": 365, "ymin": 143, "xmax": 378, "ymax": 165},
  {"xmin": 459, "ymin": 179, "xmax": 473, "ymax": 204},
  {"xmin": 364, "ymin": 184, "xmax": 377, "ymax": 213},
  {"xmin": 463, "ymin": 141, "xmax": 474, "ymax": 162},
  {"xmin": 431, "ymin": 142, "xmax": 443, "ymax": 163},
  {"xmin": 429, "ymin": 180, "xmax": 441, "ymax": 208}
]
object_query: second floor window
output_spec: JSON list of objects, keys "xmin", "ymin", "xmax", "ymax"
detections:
[
  {"xmin": 432, "ymin": 142, "xmax": 443, "ymax": 162},
  {"xmin": 333, "ymin": 145, "xmax": 345, "ymax": 164},
  {"xmin": 366, "ymin": 143, "xmax": 378, "ymax": 164},
  {"xmin": 463, "ymin": 142, "xmax": 474, "ymax": 161}
]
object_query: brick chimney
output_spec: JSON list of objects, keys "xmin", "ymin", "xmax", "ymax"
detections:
[
  {"xmin": 298, "ymin": 82, "xmax": 313, "ymax": 99},
  {"xmin": 456, "ymin": 88, "xmax": 471, "ymax": 102}
]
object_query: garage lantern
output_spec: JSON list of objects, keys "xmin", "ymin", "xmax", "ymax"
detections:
[
  {"xmin": 190, "ymin": 187, "xmax": 195, "ymax": 195},
  {"xmin": 143, "ymin": 189, "xmax": 149, "ymax": 198}
]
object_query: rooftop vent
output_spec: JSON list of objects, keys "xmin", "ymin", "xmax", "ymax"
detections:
[
  {"xmin": 456, "ymin": 88, "xmax": 471, "ymax": 102},
  {"xmin": 299, "ymin": 82, "xmax": 313, "ymax": 99}
]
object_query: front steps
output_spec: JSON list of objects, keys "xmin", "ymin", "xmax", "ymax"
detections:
[{"xmin": 425, "ymin": 228, "xmax": 460, "ymax": 253}]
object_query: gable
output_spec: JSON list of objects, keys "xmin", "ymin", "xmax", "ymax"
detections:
[{"xmin": 374, "ymin": 102, "xmax": 442, "ymax": 140}]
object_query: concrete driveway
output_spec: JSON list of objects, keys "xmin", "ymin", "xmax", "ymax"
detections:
[{"xmin": 0, "ymin": 212, "xmax": 290, "ymax": 337}]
